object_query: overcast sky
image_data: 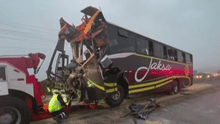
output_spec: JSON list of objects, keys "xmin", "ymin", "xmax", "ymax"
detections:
[{"xmin": 0, "ymin": 0, "xmax": 219, "ymax": 80}]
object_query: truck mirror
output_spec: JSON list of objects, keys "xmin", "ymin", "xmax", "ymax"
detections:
[{"xmin": 38, "ymin": 53, "xmax": 46, "ymax": 59}]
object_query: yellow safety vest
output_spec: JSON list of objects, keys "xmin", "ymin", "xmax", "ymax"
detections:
[{"xmin": 48, "ymin": 94, "xmax": 62, "ymax": 113}]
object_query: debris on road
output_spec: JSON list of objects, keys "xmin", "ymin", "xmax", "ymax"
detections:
[{"xmin": 121, "ymin": 98, "xmax": 160, "ymax": 124}]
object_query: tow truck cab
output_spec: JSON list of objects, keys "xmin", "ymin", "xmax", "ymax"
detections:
[{"xmin": 0, "ymin": 53, "xmax": 50, "ymax": 124}]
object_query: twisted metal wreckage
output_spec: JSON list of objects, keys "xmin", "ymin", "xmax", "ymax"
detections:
[{"xmin": 46, "ymin": 6, "xmax": 119, "ymax": 107}]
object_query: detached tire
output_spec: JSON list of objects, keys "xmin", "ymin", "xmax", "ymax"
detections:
[
  {"xmin": 105, "ymin": 84, "xmax": 125, "ymax": 107},
  {"xmin": 170, "ymin": 80, "xmax": 179, "ymax": 95},
  {"xmin": 0, "ymin": 96, "xmax": 31, "ymax": 124}
]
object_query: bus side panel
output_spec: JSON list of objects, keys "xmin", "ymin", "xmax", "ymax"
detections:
[{"xmin": 110, "ymin": 54, "xmax": 192, "ymax": 94}]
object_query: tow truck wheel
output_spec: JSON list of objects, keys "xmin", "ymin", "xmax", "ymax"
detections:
[
  {"xmin": 0, "ymin": 96, "xmax": 31, "ymax": 124},
  {"xmin": 105, "ymin": 84, "xmax": 125, "ymax": 107}
]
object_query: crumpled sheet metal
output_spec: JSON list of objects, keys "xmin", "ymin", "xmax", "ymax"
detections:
[{"xmin": 58, "ymin": 6, "xmax": 108, "ymax": 47}]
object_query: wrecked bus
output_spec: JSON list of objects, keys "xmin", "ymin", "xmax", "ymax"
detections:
[{"xmin": 46, "ymin": 6, "xmax": 193, "ymax": 107}]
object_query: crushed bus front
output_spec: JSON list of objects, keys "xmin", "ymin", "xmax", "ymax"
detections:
[{"xmin": 46, "ymin": 6, "xmax": 121, "ymax": 107}]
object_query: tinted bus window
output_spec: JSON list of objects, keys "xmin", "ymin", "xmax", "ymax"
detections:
[
  {"xmin": 190, "ymin": 55, "xmax": 193, "ymax": 63},
  {"xmin": 186, "ymin": 54, "xmax": 191, "ymax": 63},
  {"xmin": 126, "ymin": 32, "xmax": 135, "ymax": 52},
  {"xmin": 149, "ymin": 41, "xmax": 153, "ymax": 56},
  {"xmin": 136, "ymin": 37, "xmax": 149, "ymax": 55},
  {"xmin": 109, "ymin": 28, "xmax": 135, "ymax": 54},
  {"xmin": 107, "ymin": 24, "xmax": 118, "ymax": 54},
  {"xmin": 154, "ymin": 42, "xmax": 163, "ymax": 58},
  {"xmin": 182, "ymin": 53, "xmax": 186, "ymax": 63},
  {"xmin": 163, "ymin": 46, "xmax": 167, "ymax": 59},
  {"xmin": 167, "ymin": 48, "xmax": 175, "ymax": 61},
  {"xmin": 173, "ymin": 49, "xmax": 177, "ymax": 61},
  {"xmin": 177, "ymin": 50, "xmax": 183, "ymax": 62}
]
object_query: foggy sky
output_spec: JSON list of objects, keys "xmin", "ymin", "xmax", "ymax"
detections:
[{"xmin": 0, "ymin": 0, "xmax": 219, "ymax": 80}]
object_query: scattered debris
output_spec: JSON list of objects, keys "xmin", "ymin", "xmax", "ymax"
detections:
[{"xmin": 121, "ymin": 98, "xmax": 160, "ymax": 124}]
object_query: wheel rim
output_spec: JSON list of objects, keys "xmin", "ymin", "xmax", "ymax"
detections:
[
  {"xmin": 0, "ymin": 107, "xmax": 21, "ymax": 124},
  {"xmin": 111, "ymin": 91, "xmax": 121, "ymax": 100}
]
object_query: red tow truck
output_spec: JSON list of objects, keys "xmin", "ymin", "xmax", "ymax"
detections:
[{"xmin": 0, "ymin": 53, "xmax": 70, "ymax": 124}]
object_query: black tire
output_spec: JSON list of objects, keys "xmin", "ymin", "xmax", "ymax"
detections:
[
  {"xmin": 0, "ymin": 96, "xmax": 31, "ymax": 124},
  {"xmin": 170, "ymin": 80, "xmax": 179, "ymax": 95},
  {"xmin": 105, "ymin": 84, "xmax": 125, "ymax": 107}
]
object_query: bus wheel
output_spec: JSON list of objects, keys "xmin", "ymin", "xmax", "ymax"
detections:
[
  {"xmin": 0, "ymin": 96, "xmax": 31, "ymax": 124},
  {"xmin": 170, "ymin": 80, "xmax": 179, "ymax": 94},
  {"xmin": 105, "ymin": 84, "xmax": 125, "ymax": 107}
]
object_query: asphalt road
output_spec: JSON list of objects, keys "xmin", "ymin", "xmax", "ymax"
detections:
[
  {"xmin": 31, "ymin": 79, "xmax": 220, "ymax": 124},
  {"xmin": 145, "ymin": 88, "xmax": 220, "ymax": 124}
]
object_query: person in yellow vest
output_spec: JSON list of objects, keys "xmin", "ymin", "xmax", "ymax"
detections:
[{"xmin": 48, "ymin": 89, "xmax": 69, "ymax": 123}]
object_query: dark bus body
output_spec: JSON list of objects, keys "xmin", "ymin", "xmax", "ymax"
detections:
[{"xmin": 105, "ymin": 22, "xmax": 193, "ymax": 95}]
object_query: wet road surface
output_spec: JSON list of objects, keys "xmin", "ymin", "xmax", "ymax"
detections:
[{"xmin": 31, "ymin": 79, "xmax": 220, "ymax": 124}]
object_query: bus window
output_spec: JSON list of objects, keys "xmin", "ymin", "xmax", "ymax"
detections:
[
  {"xmin": 177, "ymin": 50, "xmax": 183, "ymax": 62},
  {"xmin": 149, "ymin": 41, "xmax": 153, "ymax": 56},
  {"xmin": 108, "ymin": 24, "xmax": 119, "ymax": 54},
  {"xmin": 136, "ymin": 37, "xmax": 149, "ymax": 55},
  {"xmin": 185, "ymin": 53, "xmax": 191, "ymax": 63},
  {"xmin": 190, "ymin": 55, "xmax": 193, "ymax": 63},
  {"xmin": 174, "ymin": 50, "xmax": 177, "ymax": 61},
  {"xmin": 167, "ymin": 48, "xmax": 174, "ymax": 60},
  {"xmin": 109, "ymin": 28, "xmax": 135, "ymax": 54},
  {"xmin": 182, "ymin": 53, "xmax": 186, "ymax": 63},
  {"xmin": 163, "ymin": 46, "xmax": 167, "ymax": 59},
  {"xmin": 154, "ymin": 42, "xmax": 163, "ymax": 58},
  {"xmin": 126, "ymin": 32, "xmax": 135, "ymax": 52}
]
